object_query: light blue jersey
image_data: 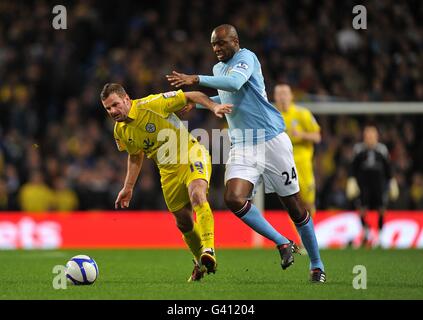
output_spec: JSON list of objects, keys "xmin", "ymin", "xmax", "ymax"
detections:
[{"xmin": 198, "ymin": 48, "xmax": 285, "ymax": 145}]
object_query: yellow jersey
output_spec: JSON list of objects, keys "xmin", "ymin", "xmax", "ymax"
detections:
[
  {"xmin": 114, "ymin": 90, "xmax": 199, "ymax": 170},
  {"xmin": 280, "ymin": 103, "xmax": 320, "ymax": 163}
]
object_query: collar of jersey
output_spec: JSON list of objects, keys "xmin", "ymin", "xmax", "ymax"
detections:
[
  {"xmin": 127, "ymin": 99, "xmax": 138, "ymax": 120},
  {"xmin": 226, "ymin": 48, "xmax": 244, "ymax": 64}
]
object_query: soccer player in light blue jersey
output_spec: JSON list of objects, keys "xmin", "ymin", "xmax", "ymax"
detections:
[{"xmin": 167, "ymin": 24, "xmax": 325, "ymax": 283}]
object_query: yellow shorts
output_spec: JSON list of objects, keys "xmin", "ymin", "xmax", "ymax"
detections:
[
  {"xmin": 295, "ymin": 160, "xmax": 316, "ymax": 205},
  {"xmin": 160, "ymin": 145, "xmax": 212, "ymax": 212}
]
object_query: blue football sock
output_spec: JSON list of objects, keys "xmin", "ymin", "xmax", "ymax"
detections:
[
  {"xmin": 295, "ymin": 212, "xmax": 324, "ymax": 271},
  {"xmin": 235, "ymin": 201, "xmax": 290, "ymax": 246}
]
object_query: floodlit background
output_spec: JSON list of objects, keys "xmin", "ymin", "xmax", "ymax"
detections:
[
  {"xmin": 0, "ymin": 0, "xmax": 422, "ymax": 249},
  {"xmin": 1, "ymin": 0, "xmax": 423, "ymax": 301}
]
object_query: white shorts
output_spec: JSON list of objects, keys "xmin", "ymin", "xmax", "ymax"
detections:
[{"xmin": 224, "ymin": 132, "xmax": 300, "ymax": 198}]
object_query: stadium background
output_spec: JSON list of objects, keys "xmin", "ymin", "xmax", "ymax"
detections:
[{"xmin": 0, "ymin": 0, "xmax": 422, "ymax": 250}]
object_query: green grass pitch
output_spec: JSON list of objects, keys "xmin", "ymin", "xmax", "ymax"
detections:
[{"xmin": 0, "ymin": 248, "xmax": 422, "ymax": 300}]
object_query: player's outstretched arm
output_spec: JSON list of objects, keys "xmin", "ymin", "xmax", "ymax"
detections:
[
  {"xmin": 175, "ymin": 102, "xmax": 195, "ymax": 117},
  {"xmin": 184, "ymin": 91, "xmax": 232, "ymax": 118},
  {"xmin": 176, "ymin": 95, "xmax": 221, "ymax": 117},
  {"xmin": 167, "ymin": 70, "xmax": 247, "ymax": 92},
  {"xmin": 166, "ymin": 71, "xmax": 199, "ymax": 87},
  {"xmin": 115, "ymin": 152, "xmax": 144, "ymax": 209}
]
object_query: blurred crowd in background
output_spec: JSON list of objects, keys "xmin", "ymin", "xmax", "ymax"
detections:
[{"xmin": 0, "ymin": 0, "xmax": 422, "ymax": 212}]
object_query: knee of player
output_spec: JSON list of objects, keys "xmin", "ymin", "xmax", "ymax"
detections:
[
  {"xmin": 189, "ymin": 188, "xmax": 208, "ymax": 208},
  {"xmin": 289, "ymin": 209, "xmax": 307, "ymax": 224},
  {"xmin": 224, "ymin": 191, "xmax": 247, "ymax": 212},
  {"xmin": 284, "ymin": 200, "xmax": 307, "ymax": 223}
]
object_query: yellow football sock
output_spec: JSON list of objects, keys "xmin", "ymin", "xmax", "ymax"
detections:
[
  {"xmin": 194, "ymin": 202, "xmax": 215, "ymax": 252},
  {"xmin": 182, "ymin": 222, "xmax": 203, "ymax": 262}
]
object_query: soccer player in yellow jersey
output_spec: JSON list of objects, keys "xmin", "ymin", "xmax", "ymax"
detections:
[
  {"xmin": 100, "ymin": 83, "xmax": 232, "ymax": 282},
  {"xmin": 274, "ymin": 84, "xmax": 321, "ymax": 216}
]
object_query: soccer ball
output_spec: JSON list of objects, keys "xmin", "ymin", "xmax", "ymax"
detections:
[{"xmin": 65, "ymin": 255, "xmax": 99, "ymax": 285}]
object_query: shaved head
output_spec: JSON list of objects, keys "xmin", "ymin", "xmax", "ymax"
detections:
[
  {"xmin": 213, "ymin": 24, "xmax": 239, "ymax": 40},
  {"xmin": 210, "ymin": 24, "xmax": 240, "ymax": 62}
]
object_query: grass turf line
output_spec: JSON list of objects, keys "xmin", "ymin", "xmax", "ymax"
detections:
[{"xmin": 0, "ymin": 249, "xmax": 422, "ymax": 300}]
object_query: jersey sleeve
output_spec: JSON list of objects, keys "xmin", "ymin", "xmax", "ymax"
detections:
[
  {"xmin": 113, "ymin": 124, "xmax": 127, "ymax": 152},
  {"xmin": 138, "ymin": 90, "xmax": 187, "ymax": 117},
  {"xmin": 198, "ymin": 51, "xmax": 255, "ymax": 92},
  {"xmin": 113, "ymin": 126, "xmax": 143, "ymax": 155},
  {"xmin": 230, "ymin": 50, "xmax": 254, "ymax": 82},
  {"xmin": 198, "ymin": 72, "xmax": 246, "ymax": 92}
]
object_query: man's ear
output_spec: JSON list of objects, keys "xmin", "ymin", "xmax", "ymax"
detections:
[{"xmin": 124, "ymin": 94, "xmax": 131, "ymax": 104}]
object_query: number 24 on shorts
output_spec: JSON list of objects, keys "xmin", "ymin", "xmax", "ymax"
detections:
[{"xmin": 282, "ymin": 167, "xmax": 297, "ymax": 185}]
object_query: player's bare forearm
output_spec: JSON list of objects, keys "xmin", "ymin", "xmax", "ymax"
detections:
[
  {"xmin": 123, "ymin": 152, "xmax": 144, "ymax": 190},
  {"xmin": 184, "ymin": 91, "xmax": 218, "ymax": 111},
  {"xmin": 184, "ymin": 91, "xmax": 232, "ymax": 118},
  {"xmin": 115, "ymin": 153, "xmax": 143, "ymax": 209}
]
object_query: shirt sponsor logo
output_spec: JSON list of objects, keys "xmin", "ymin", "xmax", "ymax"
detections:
[{"xmin": 163, "ymin": 91, "xmax": 177, "ymax": 99}]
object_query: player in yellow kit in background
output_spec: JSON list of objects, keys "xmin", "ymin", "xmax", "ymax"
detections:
[
  {"xmin": 100, "ymin": 83, "xmax": 232, "ymax": 282},
  {"xmin": 273, "ymin": 84, "xmax": 321, "ymax": 217}
]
